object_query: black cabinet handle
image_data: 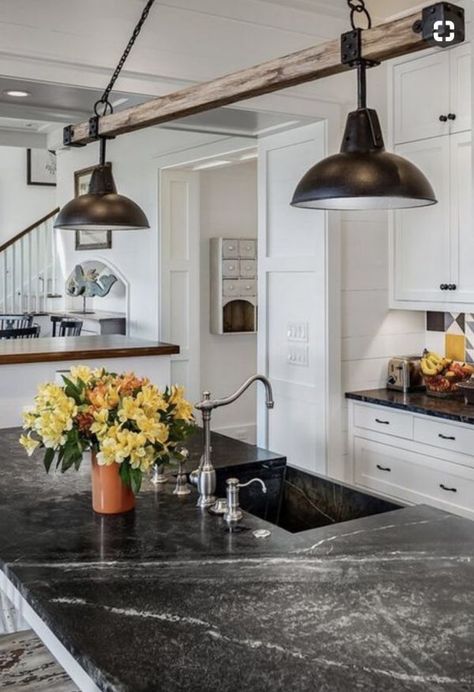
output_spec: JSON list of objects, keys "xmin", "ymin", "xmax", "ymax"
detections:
[
  {"xmin": 439, "ymin": 114, "xmax": 448, "ymax": 122},
  {"xmin": 438, "ymin": 433, "xmax": 456, "ymax": 441},
  {"xmin": 376, "ymin": 464, "xmax": 391, "ymax": 472},
  {"xmin": 447, "ymin": 113, "xmax": 456, "ymax": 120},
  {"xmin": 375, "ymin": 418, "xmax": 390, "ymax": 425},
  {"xmin": 440, "ymin": 483, "xmax": 457, "ymax": 493},
  {"xmin": 440, "ymin": 283, "xmax": 448, "ymax": 290},
  {"xmin": 448, "ymin": 284, "xmax": 457, "ymax": 291}
]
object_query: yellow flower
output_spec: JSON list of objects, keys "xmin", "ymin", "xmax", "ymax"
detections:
[
  {"xmin": 136, "ymin": 385, "xmax": 167, "ymax": 415},
  {"xmin": 90, "ymin": 409, "xmax": 110, "ymax": 440},
  {"xmin": 19, "ymin": 434, "xmax": 40, "ymax": 457},
  {"xmin": 169, "ymin": 385, "xmax": 194, "ymax": 422},
  {"xmin": 136, "ymin": 414, "xmax": 169, "ymax": 445},
  {"xmin": 118, "ymin": 397, "xmax": 142, "ymax": 422},
  {"xmin": 69, "ymin": 365, "xmax": 94, "ymax": 385}
]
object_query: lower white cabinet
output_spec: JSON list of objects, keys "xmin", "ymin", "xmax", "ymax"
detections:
[{"xmin": 349, "ymin": 400, "xmax": 474, "ymax": 520}]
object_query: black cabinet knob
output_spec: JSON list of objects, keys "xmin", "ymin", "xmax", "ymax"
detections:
[
  {"xmin": 439, "ymin": 114, "xmax": 448, "ymax": 122},
  {"xmin": 447, "ymin": 113, "xmax": 456, "ymax": 120},
  {"xmin": 440, "ymin": 283, "xmax": 448, "ymax": 290},
  {"xmin": 448, "ymin": 284, "xmax": 457, "ymax": 291}
]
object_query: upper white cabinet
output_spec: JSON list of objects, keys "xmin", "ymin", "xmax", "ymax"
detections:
[
  {"xmin": 392, "ymin": 136, "xmax": 451, "ymax": 304},
  {"xmin": 393, "ymin": 43, "xmax": 471, "ymax": 144},
  {"xmin": 390, "ymin": 43, "xmax": 472, "ymax": 311}
]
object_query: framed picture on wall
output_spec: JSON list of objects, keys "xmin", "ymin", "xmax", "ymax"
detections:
[
  {"xmin": 74, "ymin": 164, "xmax": 112, "ymax": 251},
  {"xmin": 26, "ymin": 149, "xmax": 57, "ymax": 186}
]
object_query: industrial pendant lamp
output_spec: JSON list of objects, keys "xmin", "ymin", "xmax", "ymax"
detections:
[
  {"xmin": 291, "ymin": 0, "xmax": 437, "ymax": 211},
  {"xmin": 55, "ymin": 0, "xmax": 156, "ymax": 232}
]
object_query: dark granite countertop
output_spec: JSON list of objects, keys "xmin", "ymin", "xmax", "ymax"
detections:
[
  {"xmin": 346, "ymin": 387, "xmax": 474, "ymax": 425},
  {"xmin": 1, "ymin": 427, "xmax": 474, "ymax": 691}
]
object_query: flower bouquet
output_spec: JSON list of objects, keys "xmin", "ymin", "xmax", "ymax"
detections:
[{"xmin": 20, "ymin": 366, "xmax": 196, "ymax": 514}]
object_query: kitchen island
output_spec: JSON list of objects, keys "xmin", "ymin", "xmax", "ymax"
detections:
[
  {"xmin": 0, "ymin": 428, "xmax": 473, "ymax": 691},
  {"xmin": 0, "ymin": 336, "xmax": 179, "ymax": 428}
]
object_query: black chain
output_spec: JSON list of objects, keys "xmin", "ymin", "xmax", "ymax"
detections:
[
  {"xmin": 347, "ymin": 0, "xmax": 372, "ymax": 30},
  {"xmin": 94, "ymin": 0, "xmax": 156, "ymax": 116}
]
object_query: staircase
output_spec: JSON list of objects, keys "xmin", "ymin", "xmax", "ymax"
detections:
[{"xmin": 0, "ymin": 208, "xmax": 62, "ymax": 314}]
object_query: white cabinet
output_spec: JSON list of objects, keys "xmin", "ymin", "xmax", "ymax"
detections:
[
  {"xmin": 348, "ymin": 400, "xmax": 474, "ymax": 520},
  {"xmin": 390, "ymin": 44, "xmax": 472, "ymax": 311},
  {"xmin": 392, "ymin": 137, "xmax": 451, "ymax": 304},
  {"xmin": 393, "ymin": 44, "xmax": 471, "ymax": 145}
]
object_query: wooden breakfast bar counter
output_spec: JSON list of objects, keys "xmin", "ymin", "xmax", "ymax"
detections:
[{"xmin": 0, "ymin": 336, "xmax": 180, "ymax": 428}]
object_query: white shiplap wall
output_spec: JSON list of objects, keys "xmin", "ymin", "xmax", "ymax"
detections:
[{"xmin": 340, "ymin": 209, "xmax": 426, "ymax": 468}]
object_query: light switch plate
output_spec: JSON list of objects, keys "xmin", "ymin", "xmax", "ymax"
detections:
[
  {"xmin": 287, "ymin": 344, "xmax": 309, "ymax": 366},
  {"xmin": 287, "ymin": 321, "xmax": 308, "ymax": 342}
]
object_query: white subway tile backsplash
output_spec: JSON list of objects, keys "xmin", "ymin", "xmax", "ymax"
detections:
[{"xmin": 342, "ymin": 332, "xmax": 425, "ymax": 362}]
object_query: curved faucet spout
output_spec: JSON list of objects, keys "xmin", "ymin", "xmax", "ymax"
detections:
[
  {"xmin": 193, "ymin": 375, "xmax": 274, "ymax": 508},
  {"xmin": 195, "ymin": 374, "xmax": 274, "ymax": 412}
]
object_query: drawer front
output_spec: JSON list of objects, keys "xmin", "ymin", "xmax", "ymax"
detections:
[
  {"xmin": 354, "ymin": 436, "xmax": 474, "ymax": 518},
  {"xmin": 222, "ymin": 239, "xmax": 239, "ymax": 259},
  {"xmin": 353, "ymin": 403, "xmax": 413, "ymax": 439},
  {"xmin": 223, "ymin": 280, "xmax": 240, "ymax": 297},
  {"xmin": 414, "ymin": 417, "xmax": 474, "ymax": 457},
  {"xmin": 239, "ymin": 240, "xmax": 256, "ymax": 259},
  {"xmin": 222, "ymin": 260, "xmax": 240, "ymax": 278},
  {"xmin": 240, "ymin": 259, "xmax": 257, "ymax": 278},
  {"xmin": 239, "ymin": 279, "xmax": 257, "ymax": 296}
]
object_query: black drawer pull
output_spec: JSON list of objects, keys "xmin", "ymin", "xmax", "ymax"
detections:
[
  {"xmin": 439, "ymin": 114, "xmax": 448, "ymax": 122},
  {"xmin": 447, "ymin": 113, "xmax": 456, "ymax": 120},
  {"xmin": 376, "ymin": 464, "xmax": 391, "ymax": 472},
  {"xmin": 375, "ymin": 418, "xmax": 390, "ymax": 425},
  {"xmin": 438, "ymin": 433, "xmax": 456, "ymax": 441},
  {"xmin": 440, "ymin": 483, "xmax": 457, "ymax": 493}
]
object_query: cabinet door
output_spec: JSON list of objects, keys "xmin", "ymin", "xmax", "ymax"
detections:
[
  {"xmin": 393, "ymin": 52, "xmax": 450, "ymax": 144},
  {"xmin": 449, "ymin": 43, "xmax": 471, "ymax": 135},
  {"xmin": 450, "ymin": 131, "xmax": 473, "ymax": 303},
  {"xmin": 393, "ymin": 137, "xmax": 451, "ymax": 303}
]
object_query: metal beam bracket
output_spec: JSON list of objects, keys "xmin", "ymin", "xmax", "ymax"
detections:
[
  {"xmin": 63, "ymin": 125, "xmax": 86, "ymax": 148},
  {"xmin": 413, "ymin": 2, "xmax": 464, "ymax": 47},
  {"xmin": 341, "ymin": 29, "xmax": 379, "ymax": 68}
]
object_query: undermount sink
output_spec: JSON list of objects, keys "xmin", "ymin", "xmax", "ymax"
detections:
[{"xmin": 240, "ymin": 466, "xmax": 402, "ymax": 534}]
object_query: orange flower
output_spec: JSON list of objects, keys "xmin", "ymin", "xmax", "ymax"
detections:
[
  {"xmin": 76, "ymin": 411, "xmax": 94, "ymax": 433},
  {"xmin": 116, "ymin": 373, "xmax": 149, "ymax": 396}
]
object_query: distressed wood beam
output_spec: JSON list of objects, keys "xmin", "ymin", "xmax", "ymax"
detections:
[{"xmin": 67, "ymin": 10, "xmax": 431, "ymax": 146}]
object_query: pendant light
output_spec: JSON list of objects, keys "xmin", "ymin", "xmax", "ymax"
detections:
[
  {"xmin": 55, "ymin": 138, "xmax": 149, "ymax": 231},
  {"xmin": 291, "ymin": 1, "xmax": 437, "ymax": 211},
  {"xmin": 55, "ymin": 0, "xmax": 156, "ymax": 232}
]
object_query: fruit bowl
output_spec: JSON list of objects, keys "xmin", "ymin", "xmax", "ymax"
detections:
[{"xmin": 421, "ymin": 351, "xmax": 474, "ymax": 398}]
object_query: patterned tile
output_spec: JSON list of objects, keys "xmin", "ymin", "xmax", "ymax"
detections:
[
  {"xmin": 445, "ymin": 333, "xmax": 466, "ymax": 361},
  {"xmin": 465, "ymin": 313, "xmax": 474, "ymax": 363},
  {"xmin": 445, "ymin": 312, "xmax": 465, "ymax": 335},
  {"xmin": 426, "ymin": 311, "xmax": 445, "ymax": 332}
]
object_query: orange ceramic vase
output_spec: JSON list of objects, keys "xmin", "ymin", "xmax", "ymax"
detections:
[{"xmin": 91, "ymin": 452, "xmax": 135, "ymax": 515}]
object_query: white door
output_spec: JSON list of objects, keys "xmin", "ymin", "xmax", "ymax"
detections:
[
  {"xmin": 160, "ymin": 169, "xmax": 200, "ymax": 402},
  {"xmin": 449, "ymin": 43, "xmax": 471, "ymax": 135},
  {"xmin": 257, "ymin": 122, "xmax": 335, "ymax": 475},
  {"xmin": 393, "ymin": 51, "xmax": 450, "ymax": 144},
  {"xmin": 393, "ymin": 136, "xmax": 451, "ymax": 304},
  {"xmin": 450, "ymin": 130, "xmax": 473, "ymax": 303}
]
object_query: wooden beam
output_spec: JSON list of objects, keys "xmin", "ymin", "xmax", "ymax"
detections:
[{"xmin": 67, "ymin": 10, "xmax": 429, "ymax": 146}]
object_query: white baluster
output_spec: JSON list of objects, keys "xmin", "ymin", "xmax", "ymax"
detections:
[
  {"xmin": 19, "ymin": 237, "xmax": 24, "ymax": 313},
  {"xmin": 35, "ymin": 227, "xmax": 40, "ymax": 314},
  {"xmin": 27, "ymin": 231, "xmax": 32, "ymax": 313}
]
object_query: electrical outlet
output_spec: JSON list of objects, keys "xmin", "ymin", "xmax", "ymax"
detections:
[
  {"xmin": 287, "ymin": 321, "xmax": 308, "ymax": 342},
  {"xmin": 287, "ymin": 344, "xmax": 309, "ymax": 367}
]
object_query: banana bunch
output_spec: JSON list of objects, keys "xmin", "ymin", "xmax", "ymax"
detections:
[{"xmin": 421, "ymin": 350, "xmax": 452, "ymax": 376}]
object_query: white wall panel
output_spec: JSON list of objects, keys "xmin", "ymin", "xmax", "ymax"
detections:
[{"xmin": 258, "ymin": 122, "xmax": 340, "ymax": 475}]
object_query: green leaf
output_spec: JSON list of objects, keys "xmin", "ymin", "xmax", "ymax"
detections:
[
  {"xmin": 130, "ymin": 467, "xmax": 142, "ymax": 494},
  {"xmin": 43, "ymin": 448, "xmax": 55, "ymax": 473},
  {"xmin": 119, "ymin": 462, "xmax": 131, "ymax": 488}
]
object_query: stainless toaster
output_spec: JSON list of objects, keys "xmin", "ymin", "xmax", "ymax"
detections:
[{"xmin": 387, "ymin": 355, "xmax": 424, "ymax": 392}]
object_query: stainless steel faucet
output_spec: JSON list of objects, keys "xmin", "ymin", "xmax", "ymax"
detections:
[{"xmin": 193, "ymin": 375, "xmax": 274, "ymax": 508}]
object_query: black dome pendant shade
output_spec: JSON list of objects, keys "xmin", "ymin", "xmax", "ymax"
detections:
[
  {"xmin": 291, "ymin": 64, "xmax": 437, "ymax": 211},
  {"xmin": 55, "ymin": 139, "xmax": 150, "ymax": 231}
]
